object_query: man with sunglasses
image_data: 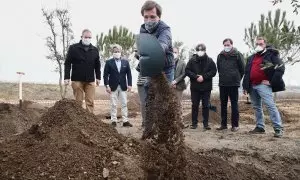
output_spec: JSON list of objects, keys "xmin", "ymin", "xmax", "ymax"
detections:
[
  {"xmin": 64, "ymin": 29, "xmax": 101, "ymax": 113},
  {"xmin": 242, "ymin": 37, "xmax": 285, "ymax": 138}
]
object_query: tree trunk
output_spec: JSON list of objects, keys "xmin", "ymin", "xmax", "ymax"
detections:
[{"xmin": 58, "ymin": 63, "xmax": 66, "ymax": 99}]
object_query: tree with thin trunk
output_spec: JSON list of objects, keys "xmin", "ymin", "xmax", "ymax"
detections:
[
  {"xmin": 244, "ymin": 9, "xmax": 300, "ymax": 65},
  {"xmin": 42, "ymin": 8, "xmax": 74, "ymax": 99},
  {"xmin": 272, "ymin": 0, "xmax": 300, "ymax": 14},
  {"xmin": 96, "ymin": 25, "xmax": 136, "ymax": 68}
]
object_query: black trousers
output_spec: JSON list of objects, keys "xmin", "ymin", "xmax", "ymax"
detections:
[
  {"xmin": 191, "ymin": 90, "xmax": 211, "ymax": 127},
  {"xmin": 219, "ymin": 86, "xmax": 239, "ymax": 127}
]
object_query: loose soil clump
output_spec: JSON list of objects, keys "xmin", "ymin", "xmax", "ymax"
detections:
[
  {"xmin": 141, "ymin": 74, "xmax": 187, "ymax": 179},
  {"xmin": 0, "ymin": 99, "xmax": 143, "ymax": 180},
  {"xmin": 0, "ymin": 101, "xmax": 45, "ymax": 139}
]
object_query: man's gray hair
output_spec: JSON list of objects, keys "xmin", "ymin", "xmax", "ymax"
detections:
[
  {"xmin": 82, "ymin": 29, "xmax": 91, "ymax": 35},
  {"xmin": 111, "ymin": 44, "xmax": 123, "ymax": 51}
]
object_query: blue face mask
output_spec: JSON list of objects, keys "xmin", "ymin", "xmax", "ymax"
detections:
[{"xmin": 145, "ymin": 21, "xmax": 159, "ymax": 32}]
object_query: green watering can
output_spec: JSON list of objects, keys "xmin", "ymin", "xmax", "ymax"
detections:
[{"xmin": 136, "ymin": 33, "xmax": 165, "ymax": 77}]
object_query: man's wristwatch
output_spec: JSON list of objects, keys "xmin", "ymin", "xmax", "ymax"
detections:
[{"xmin": 106, "ymin": 85, "xmax": 109, "ymax": 88}]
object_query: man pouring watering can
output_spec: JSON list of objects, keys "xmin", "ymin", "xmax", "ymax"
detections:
[{"xmin": 135, "ymin": 0, "xmax": 174, "ymax": 138}]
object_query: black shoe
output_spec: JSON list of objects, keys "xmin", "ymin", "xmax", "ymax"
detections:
[
  {"xmin": 274, "ymin": 129, "xmax": 283, "ymax": 138},
  {"xmin": 190, "ymin": 125, "xmax": 197, "ymax": 129},
  {"xmin": 112, "ymin": 122, "xmax": 117, "ymax": 127},
  {"xmin": 123, "ymin": 121, "xmax": 133, "ymax": 127},
  {"xmin": 216, "ymin": 126, "xmax": 228, "ymax": 130},
  {"xmin": 204, "ymin": 126, "xmax": 212, "ymax": 130},
  {"xmin": 249, "ymin": 127, "xmax": 265, "ymax": 134}
]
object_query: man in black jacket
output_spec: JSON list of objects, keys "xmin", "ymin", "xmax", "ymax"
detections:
[
  {"xmin": 64, "ymin": 29, "xmax": 101, "ymax": 113},
  {"xmin": 103, "ymin": 44, "xmax": 133, "ymax": 128},
  {"xmin": 243, "ymin": 37, "xmax": 285, "ymax": 138},
  {"xmin": 186, "ymin": 44, "xmax": 217, "ymax": 130},
  {"xmin": 217, "ymin": 38, "xmax": 245, "ymax": 132}
]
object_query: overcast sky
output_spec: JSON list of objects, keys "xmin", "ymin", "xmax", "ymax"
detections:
[{"xmin": 0, "ymin": 0, "xmax": 299, "ymax": 86}]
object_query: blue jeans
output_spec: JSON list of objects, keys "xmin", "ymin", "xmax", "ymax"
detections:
[{"xmin": 249, "ymin": 84, "xmax": 282, "ymax": 130}]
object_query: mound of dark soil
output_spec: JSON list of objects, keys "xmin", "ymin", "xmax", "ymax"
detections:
[
  {"xmin": 0, "ymin": 99, "xmax": 143, "ymax": 180},
  {"xmin": 0, "ymin": 101, "xmax": 45, "ymax": 139}
]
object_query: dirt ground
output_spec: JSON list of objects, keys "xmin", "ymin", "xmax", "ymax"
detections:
[
  {"xmin": 98, "ymin": 99, "xmax": 300, "ymax": 179},
  {"xmin": 0, "ymin": 101, "xmax": 46, "ymax": 140},
  {"xmin": 0, "ymin": 96, "xmax": 299, "ymax": 179}
]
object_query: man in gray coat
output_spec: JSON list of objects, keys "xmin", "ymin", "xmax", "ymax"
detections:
[{"xmin": 171, "ymin": 47, "xmax": 187, "ymax": 101}]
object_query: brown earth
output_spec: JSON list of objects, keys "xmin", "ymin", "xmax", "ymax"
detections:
[
  {"xmin": 0, "ymin": 100, "xmax": 46, "ymax": 140},
  {"xmin": 0, "ymin": 98, "xmax": 275, "ymax": 180},
  {"xmin": 0, "ymin": 99, "xmax": 144, "ymax": 180},
  {"xmin": 141, "ymin": 74, "xmax": 187, "ymax": 179},
  {"xmin": 0, "ymin": 86, "xmax": 299, "ymax": 179}
]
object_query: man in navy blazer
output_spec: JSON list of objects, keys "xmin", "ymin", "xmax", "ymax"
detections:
[{"xmin": 103, "ymin": 44, "xmax": 133, "ymax": 127}]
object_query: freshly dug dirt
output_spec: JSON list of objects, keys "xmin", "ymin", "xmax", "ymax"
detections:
[
  {"xmin": 139, "ymin": 74, "xmax": 272, "ymax": 179},
  {"xmin": 0, "ymin": 99, "xmax": 144, "ymax": 180},
  {"xmin": 0, "ymin": 98, "xmax": 279, "ymax": 179},
  {"xmin": 185, "ymin": 148, "xmax": 272, "ymax": 180},
  {"xmin": 0, "ymin": 101, "xmax": 45, "ymax": 139},
  {"xmin": 141, "ymin": 74, "xmax": 187, "ymax": 179}
]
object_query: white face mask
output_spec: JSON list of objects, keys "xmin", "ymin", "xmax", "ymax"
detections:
[
  {"xmin": 113, "ymin": 52, "xmax": 121, "ymax": 59},
  {"xmin": 224, "ymin": 46, "xmax": 232, "ymax": 52},
  {"xmin": 173, "ymin": 53, "xmax": 178, "ymax": 59},
  {"xmin": 197, "ymin": 51, "xmax": 205, "ymax": 57},
  {"xmin": 255, "ymin": 45, "xmax": 264, "ymax": 53},
  {"xmin": 82, "ymin": 38, "xmax": 91, "ymax": 46}
]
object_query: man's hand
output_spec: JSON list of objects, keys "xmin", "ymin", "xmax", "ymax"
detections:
[
  {"xmin": 64, "ymin": 79, "xmax": 70, "ymax": 85},
  {"xmin": 197, "ymin": 75, "xmax": 204, "ymax": 83},
  {"xmin": 172, "ymin": 84, "xmax": 176, "ymax": 89},
  {"xmin": 127, "ymin": 86, "xmax": 132, "ymax": 92},
  {"xmin": 262, "ymin": 80, "xmax": 270, "ymax": 86},
  {"xmin": 243, "ymin": 90, "xmax": 248, "ymax": 95},
  {"xmin": 106, "ymin": 86, "xmax": 111, "ymax": 94},
  {"xmin": 96, "ymin": 79, "xmax": 100, "ymax": 86},
  {"xmin": 171, "ymin": 80, "xmax": 177, "ymax": 85}
]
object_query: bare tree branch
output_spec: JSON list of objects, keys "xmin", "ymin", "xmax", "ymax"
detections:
[{"xmin": 42, "ymin": 8, "xmax": 73, "ymax": 99}]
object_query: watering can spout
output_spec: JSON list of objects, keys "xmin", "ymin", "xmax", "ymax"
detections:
[{"xmin": 136, "ymin": 33, "xmax": 165, "ymax": 77}]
